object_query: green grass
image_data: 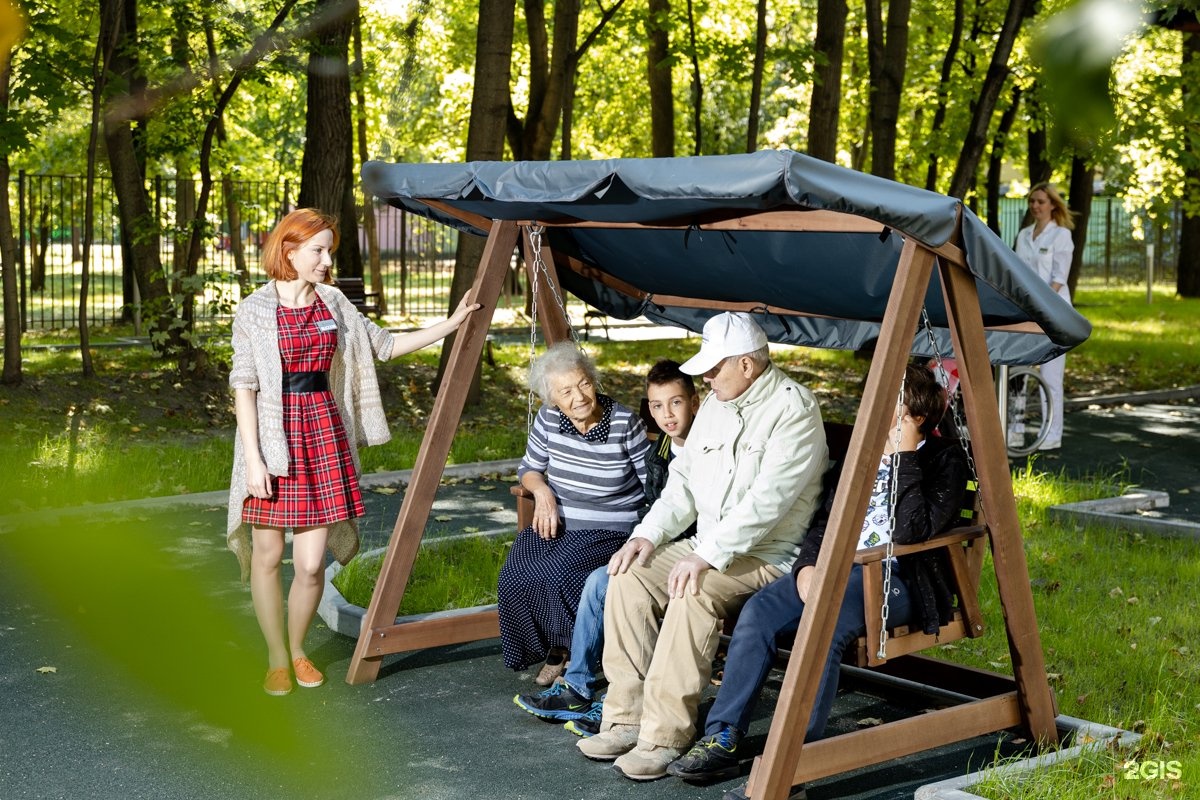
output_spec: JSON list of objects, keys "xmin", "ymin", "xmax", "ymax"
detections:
[
  {"xmin": 332, "ymin": 534, "xmax": 514, "ymax": 615},
  {"xmin": 931, "ymin": 464, "xmax": 1200, "ymax": 798},
  {"xmin": 1070, "ymin": 282, "xmax": 1200, "ymax": 395}
]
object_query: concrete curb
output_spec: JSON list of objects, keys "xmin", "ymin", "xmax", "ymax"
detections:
[
  {"xmin": 1065, "ymin": 384, "xmax": 1200, "ymax": 410},
  {"xmin": 0, "ymin": 458, "xmax": 522, "ymax": 530},
  {"xmin": 1049, "ymin": 490, "xmax": 1200, "ymax": 538},
  {"xmin": 915, "ymin": 715, "xmax": 1141, "ymax": 799}
]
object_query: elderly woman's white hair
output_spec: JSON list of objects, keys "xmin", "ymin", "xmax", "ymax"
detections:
[{"xmin": 529, "ymin": 342, "xmax": 601, "ymax": 406}]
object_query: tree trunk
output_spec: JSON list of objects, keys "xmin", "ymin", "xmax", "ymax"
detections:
[
  {"xmin": 923, "ymin": 0, "xmax": 963, "ymax": 189},
  {"xmin": 646, "ymin": 0, "xmax": 674, "ymax": 157},
  {"xmin": 1065, "ymin": 153, "xmax": 1094, "ymax": 301},
  {"xmin": 686, "ymin": 0, "xmax": 702, "ymax": 155},
  {"xmin": 1026, "ymin": 88, "xmax": 1052, "ymax": 188},
  {"xmin": 746, "ymin": 0, "xmax": 767, "ymax": 152},
  {"xmin": 985, "ymin": 85, "xmax": 1021, "ymax": 235},
  {"xmin": 0, "ymin": 63, "xmax": 22, "ymax": 386},
  {"xmin": 353, "ymin": 12, "xmax": 385, "ymax": 313},
  {"xmin": 1177, "ymin": 30, "xmax": 1200, "ymax": 297},
  {"xmin": 865, "ymin": 0, "xmax": 911, "ymax": 179},
  {"xmin": 298, "ymin": 0, "xmax": 361, "ymax": 278},
  {"xmin": 434, "ymin": 0, "xmax": 516, "ymax": 401},
  {"xmin": 948, "ymin": 0, "xmax": 1034, "ymax": 200},
  {"xmin": 101, "ymin": 0, "xmax": 173, "ymax": 353},
  {"xmin": 807, "ymin": 0, "xmax": 847, "ymax": 163}
]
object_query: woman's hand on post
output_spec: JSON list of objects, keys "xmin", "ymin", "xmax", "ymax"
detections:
[{"xmin": 449, "ymin": 293, "xmax": 482, "ymax": 329}]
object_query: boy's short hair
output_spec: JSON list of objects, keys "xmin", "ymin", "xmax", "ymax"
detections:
[
  {"xmin": 904, "ymin": 363, "xmax": 947, "ymax": 435},
  {"xmin": 646, "ymin": 359, "xmax": 696, "ymax": 396}
]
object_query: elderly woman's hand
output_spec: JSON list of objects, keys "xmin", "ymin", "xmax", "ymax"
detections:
[{"xmin": 532, "ymin": 486, "xmax": 560, "ymax": 540}]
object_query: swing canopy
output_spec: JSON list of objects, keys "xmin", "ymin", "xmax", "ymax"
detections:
[{"xmin": 362, "ymin": 149, "xmax": 1090, "ymax": 365}]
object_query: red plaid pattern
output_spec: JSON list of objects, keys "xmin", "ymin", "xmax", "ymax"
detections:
[{"xmin": 243, "ymin": 296, "xmax": 365, "ymax": 528}]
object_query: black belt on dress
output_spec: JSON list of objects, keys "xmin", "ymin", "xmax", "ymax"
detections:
[{"xmin": 282, "ymin": 371, "xmax": 329, "ymax": 393}]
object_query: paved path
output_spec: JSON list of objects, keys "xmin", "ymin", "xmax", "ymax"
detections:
[{"xmin": 2, "ymin": 392, "xmax": 1197, "ymax": 800}]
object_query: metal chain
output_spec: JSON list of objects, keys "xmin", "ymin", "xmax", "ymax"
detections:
[
  {"xmin": 525, "ymin": 224, "xmax": 588, "ymax": 432},
  {"xmin": 526, "ymin": 226, "xmax": 543, "ymax": 432},
  {"xmin": 920, "ymin": 306, "xmax": 983, "ymax": 515},
  {"xmin": 877, "ymin": 371, "xmax": 906, "ymax": 660}
]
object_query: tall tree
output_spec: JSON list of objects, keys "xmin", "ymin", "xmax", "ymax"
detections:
[
  {"xmin": 746, "ymin": 0, "xmax": 767, "ymax": 152},
  {"xmin": 807, "ymin": 0, "xmax": 847, "ymax": 163},
  {"xmin": 947, "ymin": 0, "xmax": 1035, "ymax": 200},
  {"xmin": 864, "ymin": 0, "xmax": 911, "ymax": 179},
  {"xmin": 435, "ymin": 0, "xmax": 516, "ymax": 401},
  {"xmin": 1025, "ymin": 87, "xmax": 1053, "ymax": 188},
  {"xmin": 1065, "ymin": 153, "xmax": 1094, "ymax": 299},
  {"xmin": 646, "ymin": 0, "xmax": 674, "ymax": 157},
  {"xmin": 298, "ymin": 0, "xmax": 362, "ymax": 278},
  {"xmin": 985, "ymin": 85, "xmax": 1022, "ymax": 235},
  {"xmin": 922, "ymin": 0, "xmax": 964, "ymax": 189},
  {"xmin": 352, "ymin": 10, "xmax": 384, "ymax": 312},
  {"xmin": 685, "ymin": 0, "xmax": 702, "ymax": 154},
  {"xmin": 1179, "ymin": 27, "xmax": 1200, "ymax": 297},
  {"xmin": 100, "ymin": 0, "xmax": 174, "ymax": 353},
  {"xmin": 0, "ymin": 58, "xmax": 20, "ymax": 386}
]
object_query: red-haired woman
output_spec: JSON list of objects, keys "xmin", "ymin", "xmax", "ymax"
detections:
[{"xmin": 225, "ymin": 208, "xmax": 479, "ymax": 695}]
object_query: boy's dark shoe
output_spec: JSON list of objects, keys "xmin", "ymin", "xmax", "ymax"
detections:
[{"xmin": 666, "ymin": 725, "xmax": 742, "ymax": 783}]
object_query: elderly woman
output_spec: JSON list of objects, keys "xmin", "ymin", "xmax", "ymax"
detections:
[{"xmin": 498, "ymin": 342, "xmax": 651, "ymax": 684}]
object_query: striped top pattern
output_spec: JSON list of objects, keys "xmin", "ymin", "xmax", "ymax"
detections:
[{"xmin": 518, "ymin": 394, "xmax": 651, "ymax": 534}]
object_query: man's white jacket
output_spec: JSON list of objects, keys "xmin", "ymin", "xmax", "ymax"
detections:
[{"xmin": 632, "ymin": 362, "xmax": 828, "ymax": 572}]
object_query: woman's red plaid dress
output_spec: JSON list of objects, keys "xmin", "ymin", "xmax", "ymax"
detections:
[{"xmin": 242, "ymin": 295, "xmax": 365, "ymax": 528}]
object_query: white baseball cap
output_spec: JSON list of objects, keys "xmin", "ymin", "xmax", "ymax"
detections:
[{"xmin": 679, "ymin": 312, "xmax": 769, "ymax": 375}]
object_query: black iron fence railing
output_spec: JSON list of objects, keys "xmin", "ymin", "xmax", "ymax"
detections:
[{"xmin": 2, "ymin": 173, "xmax": 1182, "ymax": 331}]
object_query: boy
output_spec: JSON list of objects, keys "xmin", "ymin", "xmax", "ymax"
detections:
[{"xmin": 514, "ymin": 359, "xmax": 699, "ymax": 736}]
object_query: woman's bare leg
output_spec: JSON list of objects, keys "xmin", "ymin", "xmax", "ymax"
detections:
[
  {"xmin": 250, "ymin": 526, "xmax": 289, "ymax": 669},
  {"xmin": 287, "ymin": 525, "xmax": 329, "ymax": 660}
]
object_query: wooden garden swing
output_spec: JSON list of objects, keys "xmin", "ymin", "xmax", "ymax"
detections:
[{"xmin": 347, "ymin": 152, "xmax": 1089, "ymax": 798}]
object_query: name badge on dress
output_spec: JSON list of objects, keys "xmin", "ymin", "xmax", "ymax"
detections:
[{"xmin": 315, "ymin": 318, "xmax": 338, "ymax": 332}]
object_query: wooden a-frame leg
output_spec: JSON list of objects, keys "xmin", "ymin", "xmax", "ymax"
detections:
[
  {"xmin": 345, "ymin": 220, "xmax": 520, "ymax": 685},
  {"xmin": 938, "ymin": 256, "xmax": 1058, "ymax": 743},
  {"xmin": 748, "ymin": 239, "xmax": 937, "ymax": 800}
]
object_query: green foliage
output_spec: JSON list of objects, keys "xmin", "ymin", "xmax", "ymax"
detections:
[{"xmin": 941, "ymin": 465, "xmax": 1199, "ymax": 799}]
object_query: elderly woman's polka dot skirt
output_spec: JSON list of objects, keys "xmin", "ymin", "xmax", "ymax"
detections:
[{"xmin": 497, "ymin": 525, "xmax": 628, "ymax": 671}]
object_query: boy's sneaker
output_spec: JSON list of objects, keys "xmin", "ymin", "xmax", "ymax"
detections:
[
  {"xmin": 564, "ymin": 699, "xmax": 603, "ymax": 737},
  {"xmin": 667, "ymin": 725, "xmax": 742, "ymax": 783},
  {"xmin": 513, "ymin": 682, "xmax": 591, "ymax": 721}
]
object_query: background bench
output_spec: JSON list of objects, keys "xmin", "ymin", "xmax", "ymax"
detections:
[{"xmin": 334, "ymin": 277, "xmax": 382, "ymax": 317}]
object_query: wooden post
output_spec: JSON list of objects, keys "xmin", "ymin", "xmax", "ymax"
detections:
[
  {"xmin": 937, "ymin": 255, "xmax": 1059, "ymax": 743},
  {"xmin": 748, "ymin": 239, "xmax": 936, "ymax": 800},
  {"xmin": 345, "ymin": 219, "xmax": 520, "ymax": 685},
  {"xmin": 521, "ymin": 227, "xmax": 573, "ymax": 345}
]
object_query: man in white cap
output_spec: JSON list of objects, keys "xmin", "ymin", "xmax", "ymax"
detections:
[{"xmin": 578, "ymin": 311, "xmax": 828, "ymax": 780}]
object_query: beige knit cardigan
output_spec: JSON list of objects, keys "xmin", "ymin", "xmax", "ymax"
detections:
[{"xmin": 226, "ymin": 281, "xmax": 394, "ymax": 581}]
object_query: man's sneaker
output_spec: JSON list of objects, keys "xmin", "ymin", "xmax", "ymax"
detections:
[
  {"xmin": 564, "ymin": 699, "xmax": 603, "ymax": 737},
  {"xmin": 514, "ymin": 682, "xmax": 591, "ymax": 721},
  {"xmin": 576, "ymin": 723, "xmax": 639, "ymax": 761},
  {"xmin": 613, "ymin": 743, "xmax": 684, "ymax": 781},
  {"xmin": 723, "ymin": 782, "xmax": 807, "ymax": 800},
  {"xmin": 667, "ymin": 725, "xmax": 742, "ymax": 783}
]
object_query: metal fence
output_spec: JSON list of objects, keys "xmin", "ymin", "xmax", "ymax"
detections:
[
  {"xmin": 994, "ymin": 196, "xmax": 1180, "ymax": 285},
  {"xmin": 4, "ymin": 172, "xmax": 477, "ymax": 331},
  {"xmin": 2, "ymin": 174, "xmax": 1184, "ymax": 331}
]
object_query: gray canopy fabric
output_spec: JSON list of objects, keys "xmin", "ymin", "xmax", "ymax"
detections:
[{"xmin": 361, "ymin": 150, "xmax": 1091, "ymax": 365}]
